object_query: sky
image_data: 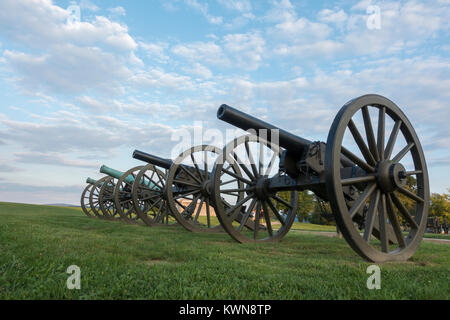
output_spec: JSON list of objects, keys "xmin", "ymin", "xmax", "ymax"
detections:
[{"xmin": 0, "ymin": 0, "xmax": 449, "ymax": 205}]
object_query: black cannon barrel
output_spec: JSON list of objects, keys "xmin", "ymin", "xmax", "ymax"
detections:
[
  {"xmin": 218, "ymin": 104, "xmax": 312, "ymax": 156},
  {"xmin": 218, "ymin": 104, "xmax": 356, "ymax": 168},
  {"xmin": 133, "ymin": 150, "xmax": 173, "ymax": 169}
]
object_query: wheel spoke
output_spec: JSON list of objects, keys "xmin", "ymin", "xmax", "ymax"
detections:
[
  {"xmin": 406, "ymin": 170, "xmax": 422, "ymax": 176},
  {"xmin": 220, "ymin": 187, "xmax": 251, "ymax": 193},
  {"xmin": 140, "ymin": 193, "xmax": 161, "ymax": 201},
  {"xmin": 361, "ymin": 106, "xmax": 380, "ymax": 162},
  {"xmin": 386, "ymin": 194, "xmax": 407, "ymax": 248},
  {"xmin": 190, "ymin": 153, "xmax": 204, "ymax": 183},
  {"xmin": 253, "ymin": 202, "xmax": 261, "ymax": 240},
  {"xmin": 341, "ymin": 175, "xmax": 376, "ymax": 186},
  {"xmin": 146, "ymin": 197, "xmax": 163, "ymax": 214},
  {"xmin": 378, "ymin": 194, "xmax": 389, "ymax": 253},
  {"xmin": 172, "ymin": 179, "xmax": 202, "ymax": 188},
  {"xmin": 392, "ymin": 142, "xmax": 414, "ymax": 163},
  {"xmin": 272, "ymin": 195, "xmax": 293, "ymax": 209},
  {"xmin": 205, "ymin": 198, "xmax": 211, "ymax": 227},
  {"xmin": 226, "ymin": 193, "xmax": 254, "ymax": 220},
  {"xmin": 348, "ymin": 119, "xmax": 376, "ymax": 166},
  {"xmin": 349, "ymin": 183, "xmax": 377, "ymax": 218},
  {"xmin": 245, "ymin": 140, "xmax": 259, "ymax": 178},
  {"xmin": 221, "ymin": 167, "xmax": 253, "ymax": 185},
  {"xmin": 155, "ymin": 169, "xmax": 166, "ymax": 188},
  {"xmin": 179, "ymin": 164, "xmax": 203, "ymax": 185},
  {"xmin": 397, "ymin": 186, "xmax": 424, "ymax": 203},
  {"xmin": 220, "ymin": 178, "xmax": 238, "ymax": 186},
  {"xmin": 264, "ymin": 152, "xmax": 278, "ymax": 177},
  {"xmin": 391, "ymin": 193, "xmax": 419, "ymax": 229},
  {"xmin": 204, "ymin": 151, "xmax": 208, "ymax": 180},
  {"xmin": 174, "ymin": 189, "xmax": 200, "ymax": 200},
  {"xmin": 193, "ymin": 197, "xmax": 204, "ymax": 222},
  {"xmin": 259, "ymin": 139, "xmax": 264, "ymax": 175},
  {"xmin": 363, "ymin": 190, "xmax": 380, "ymax": 242},
  {"xmin": 341, "ymin": 146, "xmax": 375, "ymax": 173},
  {"xmin": 262, "ymin": 201, "xmax": 273, "ymax": 237},
  {"xmin": 377, "ymin": 106, "xmax": 385, "ymax": 160},
  {"xmin": 267, "ymin": 198, "xmax": 286, "ymax": 226},
  {"xmin": 384, "ymin": 120, "xmax": 402, "ymax": 160},
  {"xmin": 183, "ymin": 194, "xmax": 201, "ymax": 218},
  {"xmin": 238, "ymin": 198, "xmax": 257, "ymax": 232},
  {"xmin": 174, "ymin": 199, "xmax": 187, "ymax": 210},
  {"xmin": 232, "ymin": 152, "xmax": 255, "ymax": 181}
]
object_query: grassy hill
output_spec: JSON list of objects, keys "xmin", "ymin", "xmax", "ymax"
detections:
[{"xmin": 0, "ymin": 202, "xmax": 448, "ymax": 299}]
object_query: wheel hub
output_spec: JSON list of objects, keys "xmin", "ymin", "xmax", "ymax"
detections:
[
  {"xmin": 376, "ymin": 160, "xmax": 407, "ymax": 193},
  {"xmin": 201, "ymin": 180, "xmax": 211, "ymax": 197},
  {"xmin": 254, "ymin": 177, "xmax": 270, "ymax": 200}
]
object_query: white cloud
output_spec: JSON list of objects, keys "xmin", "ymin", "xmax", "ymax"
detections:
[
  {"xmin": 271, "ymin": 1, "xmax": 450, "ymax": 59},
  {"xmin": 273, "ymin": 17, "xmax": 332, "ymax": 41},
  {"xmin": 318, "ymin": 9, "xmax": 348, "ymax": 24},
  {"xmin": 172, "ymin": 41, "xmax": 230, "ymax": 66},
  {"xmin": 0, "ymin": 0, "xmax": 136, "ymax": 51},
  {"xmin": 184, "ymin": 0, "xmax": 223, "ymax": 24},
  {"xmin": 183, "ymin": 63, "xmax": 213, "ymax": 79},
  {"xmin": 223, "ymin": 32, "xmax": 266, "ymax": 70},
  {"xmin": 218, "ymin": 0, "xmax": 252, "ymax": 13},
  {"xmin": 3, "ymin": 46, "xmax": 132, "ymax": 94},
  {"xmin": 0, "ymin": 0, "xmax": 140, "ymax": 97},
  {"xmin": 14, "ymin": 152, "xmax": 99, "ymax": 169},
  {"xmin": 109, "ymin": 6, "xmax": 126, "ymax": 16},
  {"xmin": 139, "ymin": 42, "xmax": 169, "ymax": 63},
  {"xmin": 130, "ymin": 68, "xmax": 194, "ymax": 91}
]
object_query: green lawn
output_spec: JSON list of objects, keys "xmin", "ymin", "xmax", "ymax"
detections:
[{"xmin": 0, "ymin": 202, "xmax": 448, "ymax": 299}]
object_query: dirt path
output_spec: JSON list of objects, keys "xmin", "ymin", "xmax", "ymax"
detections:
[{"xmin": 292, "ymin": 230, "xmax": 450, "ymax": 244}]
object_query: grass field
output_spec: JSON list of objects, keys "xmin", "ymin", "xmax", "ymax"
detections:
[{"xmin": 0, "ymin": 202, "xmax": 449, "ymax": 300}]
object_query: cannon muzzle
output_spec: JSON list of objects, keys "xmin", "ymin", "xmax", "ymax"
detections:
[
  {"xmin": 218, "ymin": 104, "xmax": 312, "ymax": 156},
  {"xmin": 133, "ymin": 150, "xmax": 173, "ymax": 169},
  {"xmin": 100, "ymin": 165, "xmax": 135, "ymax": 184},
  {"xmin": 86, "ymin": 177, "xmax": 97, "ymax": 185}
]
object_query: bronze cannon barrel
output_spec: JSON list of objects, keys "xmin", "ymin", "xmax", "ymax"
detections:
[
  {"xmin": 218, "ymin": 104, "xmax": 312, "ymax": 157},
  {"xmin": 133, "ymin": 150, "xmax": 173, "ymax": 169}
]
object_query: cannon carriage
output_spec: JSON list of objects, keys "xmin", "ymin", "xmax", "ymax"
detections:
[
  {"xmin": 210, "ymin": 94, "xmax": 429, "ymax": 262},
  {"xmin": 80, "ymin": 176, "xmax": 117, "ymax": 220},
  {"xmin": 132, "ymin": 147, "xmax": 265, "ymax": 232}
]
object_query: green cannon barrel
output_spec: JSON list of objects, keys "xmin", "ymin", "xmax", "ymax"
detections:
[
  {"xmin": 100, "ymin": 165, "xmax": 159, "ymax": 190},
  {"xmin": 100, "ymin": 165, "xmax": 135, "ymax": 184},
  {"xmin": 86, "ymin": 177, "xmax": 97, "ymax": 185}
]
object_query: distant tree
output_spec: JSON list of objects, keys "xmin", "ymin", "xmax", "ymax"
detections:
[
  {"xmin": 277, "ymin": 190, "xmax": 314, "ymax": 221},
  {"xmin": 311, "ymin": 197, "xmax": 335, "ymax": 226},
  {"xmin": 429, "ymin": 189, "xmax": 450, "ymax": 223}
]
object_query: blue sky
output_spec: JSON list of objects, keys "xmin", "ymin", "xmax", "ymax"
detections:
[{"xmin": 0, "ymin": 0, "xmax": 449, "ymax": 204}]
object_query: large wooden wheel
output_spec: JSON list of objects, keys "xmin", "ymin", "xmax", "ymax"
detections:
[
  {"xmin": 89, "ymin": 176, "xmax": 113, "ymax": 220},
  {"xmin": 166, "ymin": 145, "xmax": 238, "ymax": 232},
  {"xmin": 211, "ymin": 134, "xmax": 298, "ymax": 243},
  {"xmin": 98, "ymin": 177, "xmax": 121, "ymax": 221},
  {"xmin": 113, "ymin": 166, "xmax": 144, "ymax": 224},
  {"xmin": 131, "ymin": 163, "xmax": 176, "ymax": 226},
  {"xmin": 325, "ymin": 94, "xmax": 430, "ymax": 262},
  {"xmin": 80, "ymin": 184, "xmax": 95, "ymax": 218}
]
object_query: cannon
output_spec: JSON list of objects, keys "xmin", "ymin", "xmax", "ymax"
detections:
[
  {"xmin": 210, "ymin": 94, "xmax": 429, "ymax": 262},
  {"xmin": 86, "ymin": 175, "xmax": 118, "ymax": 220},
  {"xmin": 99, "ymin": 165, "xmax": 159, "ymax": 224},
  {"xmin": 133, "ymin": 147, "xmax": 266, "ymax": 232},
  {"xmin": 80, "ymin": 177, "xmax": 99, "ymax": 218}
]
